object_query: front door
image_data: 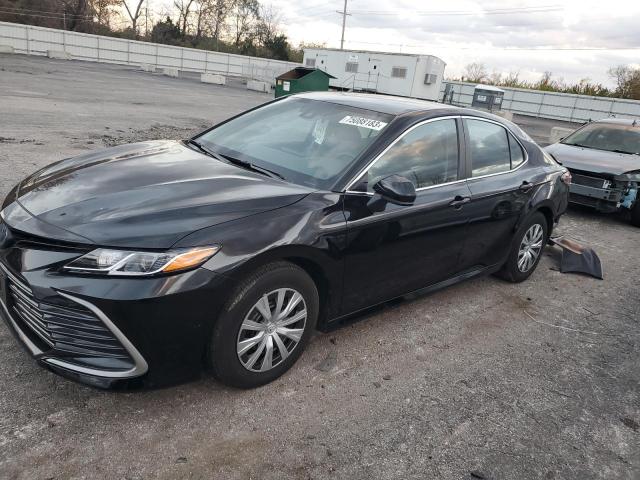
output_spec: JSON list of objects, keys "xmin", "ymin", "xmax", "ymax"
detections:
[
  {"xmin": 341, "ymin": 117, "xmax": 472, "ymax": 313},
  {"xmin": 368, "ymin": 58, "xmax": 382, "ymax": 92}
]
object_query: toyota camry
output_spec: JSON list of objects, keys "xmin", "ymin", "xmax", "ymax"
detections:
[{"xmin": 0, "ymin": 92, "xmax": 570, "ymax": 389}]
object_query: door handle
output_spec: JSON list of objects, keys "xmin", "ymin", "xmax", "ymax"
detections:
[
  {"xmin": 449, "ymin": 195, "xmax": 470, "ymax": 209},
  {"xmin": 519, "ymin": 181, "xmax": 534, "ymax": 192}
]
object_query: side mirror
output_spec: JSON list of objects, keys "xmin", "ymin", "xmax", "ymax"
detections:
[{"xmin": 373, "ymin": 174, "xmax": 416, "ymax": 206}]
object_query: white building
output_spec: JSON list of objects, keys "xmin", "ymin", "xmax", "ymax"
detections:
[{"xmin": 302, "ymin": 48, "xmax": 446, "ymax": 101}]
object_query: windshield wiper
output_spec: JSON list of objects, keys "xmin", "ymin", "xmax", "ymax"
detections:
[
  {"xmin": 219, "ymin": 154, "xmax": 286, "ymax": 180},
  {"xmin": 569, "ymin": 143, "xmax": 597, "ymax": 150},
  {"xmin": 187, "ymin": 139, "xmax": 285, "ymax": 180},
  {"xmin": 568, "ymin": 142, "xmax": 639, "ymax": 155},
  {"xmin": 186, "ymin": 139, "xmax": 228, "ymax": 163},
  {"xmin": 611, "ymin": 149, "xmax": 639, "ymax": 155}
]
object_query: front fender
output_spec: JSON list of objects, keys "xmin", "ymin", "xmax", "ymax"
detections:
[{"xmin": 174, "ymin": 192, "xmax": 347, "ymax": 320}]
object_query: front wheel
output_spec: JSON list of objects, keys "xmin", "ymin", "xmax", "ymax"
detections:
[
  {"xmin": 496, "ymin": 212, "xmax": 548, "ymax": 283},
  {"xmin": 208, "ymin": 261, "xmax": 318, "ymax": 388}
]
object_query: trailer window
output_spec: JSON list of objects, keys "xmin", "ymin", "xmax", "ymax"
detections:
[
  {"xmin": 345, "ymin": 62, "xmax": 359, "ymax": 73},
  {"xmin": 391, "ymin": 67, "xmax": 407, "ymax": 79}
]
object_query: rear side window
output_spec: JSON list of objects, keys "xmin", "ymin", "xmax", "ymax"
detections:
[
  {"xmin": 509, "ymin": 134, "xmax": 525, "ymax": 168},
  {"xmin": 466, "ymin": 119, "xmax": 511, "ymax": 177},
  {"xmin": 466, "ymin": 119, "xmax": 526, "ymax": 176},
  {"xmin": 365, "ymin": 119, "xmax": 459, "ymax": 190}
]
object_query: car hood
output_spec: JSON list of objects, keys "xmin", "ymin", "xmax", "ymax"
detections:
[
  {"xmin": 7, "ymin": 140, "xmax": 312, "ymax": 249},
  {"xmin": 545, "ymin": 142, "xmax": 640, "ymax": 176}
]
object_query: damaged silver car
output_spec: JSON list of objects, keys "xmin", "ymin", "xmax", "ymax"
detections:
[{"xmin": 545, "ymin": 118, "xmax": 640, "ymax": 226}]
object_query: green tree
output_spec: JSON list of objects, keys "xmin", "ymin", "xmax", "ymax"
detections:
[
  {"xmin": 151, "ymin": 17, "xmax": 181, "ymax": 45},
  {"xmin": 264, "ymin": 34, "xmax": 289, "ymax": 60}
]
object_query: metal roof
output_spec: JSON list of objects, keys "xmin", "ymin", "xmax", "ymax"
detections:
[
  {"xmin": 303, "ymin": 47, "xmax": 445, "ymax": 63},
  {"xmin": 475, "ymin": 84, "xmax": 505, "ymax": 93}
]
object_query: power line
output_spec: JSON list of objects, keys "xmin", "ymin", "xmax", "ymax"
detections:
[
  {"xmin": 0, "ymin": 5, "xmax": 98, "ymax": 19},
  {"xmin": 286, "ymin": 3, "xmax": 566, "ymax": 20},
  {"xmin": 344, "ymin": 39, "xmax": 640, "ymax": 51},
  {"xmin": 348, "ymin": 5, "xmax": 565, "ymax": 16},
  {"xmin": 0, "ymin": 9, "xmax": 77, "ymax": 21}
]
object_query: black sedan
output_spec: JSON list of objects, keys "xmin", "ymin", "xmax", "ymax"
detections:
[
  {"xmin": 545, "ymin": 118, "xmax": 640, "ymax": 226},
  {"xmin": 0, "ymin": 93, "xmax": 570, "ymax": 389}
]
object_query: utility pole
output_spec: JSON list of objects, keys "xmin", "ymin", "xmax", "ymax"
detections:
[{"xmin": 336, "ymin": 0, "xmax": 351, "ymax": 50}]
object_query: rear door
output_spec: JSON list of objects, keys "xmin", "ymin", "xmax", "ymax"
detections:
[
  {"xmin": 457, "ymin": 117, "xmax": 536, "ymax": 270},
  {"xmin": 341, "ymin": 117, "xmax": 472, "ymax": 313}
]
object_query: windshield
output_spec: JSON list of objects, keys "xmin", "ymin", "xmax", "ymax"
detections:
[
  {"xmin": 196, "ymin": 97, "xmax": 393, "ymax": 189},
  {"xmin": 562, "ymin": 122, "xmax": 640, "ymax": 155}
]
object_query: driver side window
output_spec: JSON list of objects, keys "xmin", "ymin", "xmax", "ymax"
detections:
[{"xmin": 365, "ymin": 119, "xmax": 459, "ymax": 191}]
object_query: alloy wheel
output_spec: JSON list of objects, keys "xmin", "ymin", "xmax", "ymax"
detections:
[
  {"xmin": 517, "ymin": 223, "xmax": 544, "ymax": 272},
  {"xmin": 236, "ymin": 288, "xmax": 307, "ymax": 372}
]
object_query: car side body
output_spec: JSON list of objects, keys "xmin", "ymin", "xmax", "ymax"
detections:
[{"xmin": 0, "ymin": 93, "xmax": 569, "ymax": 388}]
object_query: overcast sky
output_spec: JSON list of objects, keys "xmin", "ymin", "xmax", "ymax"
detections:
[{"xmin": 150, "ymin": 0, "xmax": 640, "ymax": 87}]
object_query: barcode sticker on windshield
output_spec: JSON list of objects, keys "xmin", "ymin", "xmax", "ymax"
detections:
[{"xmin": 339, "ymin": 116, "xmax": 388, "ymax": 131}]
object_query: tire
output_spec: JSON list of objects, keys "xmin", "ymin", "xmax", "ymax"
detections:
[
  {"xmin": 496, "ymin": 212, "xmax": 549, "ymax": 283},
  {"xmin": 630, "ymin": 201, "xmax": 640, "ymax": 227},
  {"xmin": 208, "ymin": 261, "xmax": 318, "ymax": 388}
]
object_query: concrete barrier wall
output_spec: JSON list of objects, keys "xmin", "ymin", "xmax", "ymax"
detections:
[
  {"xmin": 439, "ymin": 80, "xmax": 640, "ymax": 123},
  {"xmin": 0, "ymin": 21, "xmax": 301, "ymax": 85}
]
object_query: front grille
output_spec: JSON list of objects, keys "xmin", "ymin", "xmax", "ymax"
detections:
[
  {"xmin": 7, "ymin": 273, "xmax": 132, "ymax": 361},
  {"xmin": 572, "ymin": 173, "xmax": 608, "ymax": 189}
]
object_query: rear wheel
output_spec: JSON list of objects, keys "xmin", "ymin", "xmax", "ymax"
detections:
[
  {"xmin": 208, "ymin": 261, "xmax": 318, "ymax": 388},
  {"xmin": 496, "ymin": 212, "xmax": 548, "ymax": 283}
]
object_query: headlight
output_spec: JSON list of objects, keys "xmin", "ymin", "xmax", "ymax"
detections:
[
  {"xmin": 615, "ymin": 170, "xmax": 640, "ymax": 182},
  {"xmin": 63, "ymin": 246, "xmax": 220, "ymax": 276}
]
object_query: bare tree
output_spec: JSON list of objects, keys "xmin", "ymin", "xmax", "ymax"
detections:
[
  {"xmin": 501, "ymin": 71, "xmax": 521, "ymax": 87},
  {"xmin": 61, "ymin": 0, "xmax": 90, "ymax": 31},
  {"xmin": 608, "ymin": 65, "xmax": 640, "ymax": 99},
  {"xmin": 210, "ymin": 0, "xmax": 231, "ymax": 44},
  {"xmin": 193, "ymin": 0, "xmax": 211, "ymax": 42},
  {"xmin": 255, "ymin": 4, "xmax": 281, "ymax": 45},
  {"xmin": 231, "ymin": 0, "xmax": 259, "ymax": 47},
  {"xmin": 92, "ymin": 0, "xmax": 120, "ymax": 28},
  {"xmin": 174, "ymin": 0, "xmax": 196, "ymax": 39},
  {"xmin": 463, "ymin": 62, "xmax": 488, "ymax": 83},
  {"xmin": 489, "ymin": 70, "xmax": 502, "ymax": 85},
  {"xmin": 121, "ymin": 0, "xmax": 144, "ymax": 37}
]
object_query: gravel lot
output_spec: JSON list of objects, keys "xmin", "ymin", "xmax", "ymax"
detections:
[{"xmin": 0, "ymin": 54, "xmax": 638, "ymax": 480}]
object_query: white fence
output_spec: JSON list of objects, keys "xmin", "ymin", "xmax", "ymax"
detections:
[
  {"xmin": 440, "ymin": 80, "xmax": 640, "ymax": 123},
  {"xmin": 0, "ymin": 21, "xmax": 301, "ymax": 84},
  {"xmin": 3, "ymin": 21, "xmax": 639, "ymax": 121}
]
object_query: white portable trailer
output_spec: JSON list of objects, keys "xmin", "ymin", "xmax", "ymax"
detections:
[{"xmin": 302, "ymin": 48, "xmax": 446, "ymax": 101}]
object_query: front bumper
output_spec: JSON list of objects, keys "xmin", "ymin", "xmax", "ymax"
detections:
[
  {"xmin": 568, "ymin": 172, "xmax": 636, "ymax": 213},
  {"xmin": 0, "ymin": 243, "xmax": 232, "ymax": 389}
]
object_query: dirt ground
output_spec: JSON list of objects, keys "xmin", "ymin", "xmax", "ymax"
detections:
[{"xmin": 0, "ymin": 54, "xmax": 638, "ymax": 480}]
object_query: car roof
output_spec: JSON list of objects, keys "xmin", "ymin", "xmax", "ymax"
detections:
[
  {"xmin": 290, "ymin": 92, "xmax": 533, "ymax": 141},
  {"xmin": 592, "ymin": 117, "xmax": 640, "ymax": 126},
  {"xmin": 295, "ymin": 91, "xmax": 466, "ymax": 116}
]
